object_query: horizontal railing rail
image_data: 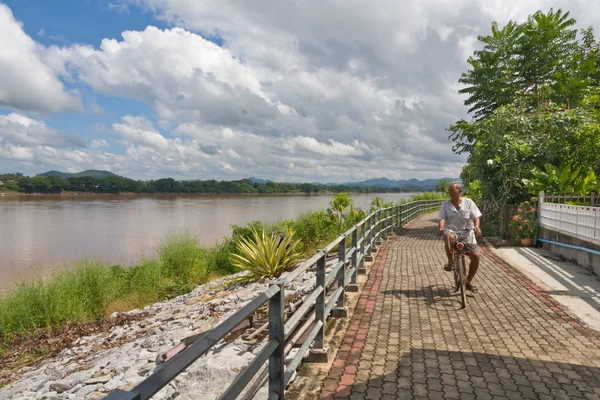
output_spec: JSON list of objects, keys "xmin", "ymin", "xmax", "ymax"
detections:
[
  {"xmin": 104, "ymin": 199, "xmax": 444, "ymax": 400},
  {"xmin": 543, "ymin": 192, "xmax": 598, "ymax": 207}
]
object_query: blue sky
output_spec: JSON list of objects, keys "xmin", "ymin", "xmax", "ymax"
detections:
[
  {"xmin": 1, "ymin": 0, "xmax": 166, "ymax": 155},
  {"xmin": 0, "ymin": 0, "xmax": 598, "ymax": 182}
]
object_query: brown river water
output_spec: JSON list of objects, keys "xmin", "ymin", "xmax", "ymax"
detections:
[{"xmin": 0, "ymin": 192, "xmax": 415, "ymax": 294}]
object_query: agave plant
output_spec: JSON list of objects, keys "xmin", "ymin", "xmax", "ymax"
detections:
[{"xmin": 230, "ymin": 229, "xmax": 303, "ymax": 283}]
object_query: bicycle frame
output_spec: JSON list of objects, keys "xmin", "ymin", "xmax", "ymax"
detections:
[{"xmin": 443, "ymin": 227, "xmax": 475, "ymax": 309}]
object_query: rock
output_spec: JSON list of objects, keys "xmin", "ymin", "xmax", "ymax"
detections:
[
  {"xmin": 36, "ymin": 393, "xmax": 60, "ymax": 400},
  {"xmin": 48, "ymin": 382, "xmax": 71, "ymax": 393},
  {"xmin": 85, "ymin": 375, "xmax": 111, "ymax": 385}
]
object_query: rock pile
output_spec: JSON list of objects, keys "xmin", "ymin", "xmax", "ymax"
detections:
[{"xmin": 0, "ymin": 263, "xmax": 327, "ymax": 400}]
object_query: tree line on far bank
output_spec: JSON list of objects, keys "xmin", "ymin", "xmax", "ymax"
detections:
[{"xmin": 0, "ymin": 173, "xmax": 425, "ymax": 194}]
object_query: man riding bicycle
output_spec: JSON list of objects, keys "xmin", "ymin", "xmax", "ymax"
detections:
[{"xmin": 436, "ymin": 182, "xmax": 482, "ymax": 293}]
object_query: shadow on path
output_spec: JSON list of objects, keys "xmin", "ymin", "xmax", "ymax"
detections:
[
  {"xmin": 331, "ymin": 348, "xmax": 600, "ymax": 399},
  {"xmin": 382, "ymin": 284, "xmax": 475, "ymax": 311}
]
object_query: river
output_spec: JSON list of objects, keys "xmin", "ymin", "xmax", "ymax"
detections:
[{"xmin": 0, "ymin": 192, "xmax": 416, "ymax": 293}]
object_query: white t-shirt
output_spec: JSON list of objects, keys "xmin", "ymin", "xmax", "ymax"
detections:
[{"xmin": 438, "ymin": 197, "xmax": 482, "ymax": 244}]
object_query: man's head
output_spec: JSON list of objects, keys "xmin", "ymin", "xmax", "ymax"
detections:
[{"xmin": 448, "ymin": 181, "xmax": 462, "ymax": 199}]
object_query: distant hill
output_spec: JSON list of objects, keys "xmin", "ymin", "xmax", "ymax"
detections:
[
  {"xmin": 342, "ymin": 177, "xmax": 460, "ymax": 191},
  {"xmin": 40, "ymin": 170, "xmax": 117, "ymax": 179},
  {"xmin": 247, "ymin": 176, "xmax": 273, "ymax": 184},
  {"xmin": 247, "ymin": 176, "xmax": 459, "ymax": 191}
]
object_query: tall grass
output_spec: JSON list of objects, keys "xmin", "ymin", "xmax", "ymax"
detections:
[{"xmin": 0, "ymin": 233, "xmax": 231, "ymax": 345}]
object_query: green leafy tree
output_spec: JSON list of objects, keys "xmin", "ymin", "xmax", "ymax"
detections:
[
  {"xmin": 328, "ymin": 193, "xmax": 353, "ymax": 229},
  {"xmin": 459, "ymin": 21, "xmax": 521, "ymax": 119},
  {"xmin": 517, "ymin": 9, "xmax": 577, "ymax": 103},
  {"xmin": 434, "ymin": 179, "xmax": 451, "ymax": 194},
  {"xmin": 458, "ymin": 9, "xmax": 594, "ymax": 118}
]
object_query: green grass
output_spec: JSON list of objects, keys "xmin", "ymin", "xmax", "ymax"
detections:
[{"xmin": 0, "ymin": 232, "xmax": 237, "ymax": 347}]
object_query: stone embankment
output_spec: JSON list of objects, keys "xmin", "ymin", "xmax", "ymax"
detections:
[{"xmin": 0, "ymin": 264, "xmax": 328, "ymax": 400}]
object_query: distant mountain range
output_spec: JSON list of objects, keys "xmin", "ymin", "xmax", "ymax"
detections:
[
  {"xmin": 342, "ymin": 177, "xmax": 459, "ymax": 191},
  {"xmin": 39, "ymin": 171, "xmax": 457, "ymax": 190},
  {"xmin": 40, "ymin": 170, "xmax": 118, "ymax": 179},
  {"xmin": 247, "ymin": 176, "xmax": 459, "ymax": 191}
]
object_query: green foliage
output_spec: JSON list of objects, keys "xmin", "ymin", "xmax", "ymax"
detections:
[
  {"xmin": 291, "ymin": 211, "xmax": 338, "ymax": 254},
  {"xmin": 328, "ymin": 192, "xmax": 353, "ymax": 228},
  {"xmin": 0, "ymin": 261, "xmax": 121, "ymax": 337},
  {"xmin": 343, "ymin": 207, "xmax": 367, "ymax": 230},
  {"xmin": 230, "ymin": 229, "xmax": 303, "ymax": 283},
  {"xmin": 369, "ymin": 196, "xmax": 396, "ymax": 212},
  {"xmin": 523, "ymin": 162, "xmax": 600, "ymax": 195},
  {"xmin": 403, "ymin": 192, "xmax": 447, "ymax": 202},
  {"xmin": 157, "ymin": 232, "xmax": 209, "ymax": 285},
  {"xmin": 450, "ymin": 102, "xmax": 600, "ymax": 208},
  {"xmin": 459, "ymin": 20, "xmax": 522, "ymax": 119},
  {"xmin": 464, "ymin": 180, "xmax": 483, "ymax": 207},
  {"xmin": 207, "ymin": 239, "xmax": 239, "ymax": 276},
  {"xmin": 434, "ymin": 179, "xmax": 451, "ymax": 194},
  {"xmin": 459, "ymin": 8, "xmax": 594, "ymax": 119},
  {"xmin": 509, "ymin": 199, "xmax": 538, "ymax": 239}
]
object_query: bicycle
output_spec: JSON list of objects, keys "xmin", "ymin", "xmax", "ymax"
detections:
[{"xmin": 442, "ymin": 226, "xmax": 476, "ymax": 309}]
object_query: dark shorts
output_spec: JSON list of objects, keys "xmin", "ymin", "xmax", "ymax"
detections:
[{"xmin": 442, "ymin": 232, "xmax": 480, "ymax": 255}]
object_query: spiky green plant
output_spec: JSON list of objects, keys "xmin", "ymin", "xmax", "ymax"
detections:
[{"xmin": 230, "ymin": 229, "xmax": 303, "ymax": 283}]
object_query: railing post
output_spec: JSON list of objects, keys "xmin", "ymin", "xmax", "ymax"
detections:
[
  {"xmin": 365, "ymin": 214, "xmax": 374, "ymax": 262},
  {"xmin": 333, "ymin": 236, "xmax": 347, "ymax": 317},
  {"xmin": 591, "ymin": 192, "xmax": 596, "ymax": 207},
  {"xmin": 382, "ymin": 208, "xmax": 388, "ymax": 240},
  {"xmin": 268, "ymin": 281, "xmax": 285, "ymax": 399},
  {"xmin": 376, "ymin": 209, "xmax": 382, "ymax": 246},
  {"xmin": 308, "ymin": 253, "xmax": 328, "ymax": 362},
  {"xmin": 347, "ymin": 228, "xmax": 359, "ymax": 292},
  {"xmin": 358, "ymin": 220, "xmax": 367, "ymax": 273}
]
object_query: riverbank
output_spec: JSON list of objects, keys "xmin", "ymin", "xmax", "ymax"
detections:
[{"xmin": 0, "ymin": 259, "xmax": 333, "ymax": 398}]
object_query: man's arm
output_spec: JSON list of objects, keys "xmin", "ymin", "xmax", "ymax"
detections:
[
  {"xmin": 473, "ymin": 216, "xmax": 481, "ymax": 237},
  {"xmin": 437, "ymin": 203, "xmax": 446, "ymax": 237},
  {"xmin": 437, "ymin": 219, "xmax": 445, "ymax": 237}
]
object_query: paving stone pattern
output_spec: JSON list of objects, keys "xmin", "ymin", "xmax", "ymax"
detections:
[{"xmin": 319, "ymin": 214, "xmax": 600, "ymax": 399}]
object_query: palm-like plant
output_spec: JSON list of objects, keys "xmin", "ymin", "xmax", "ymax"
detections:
[{"xmin": 230, "ymin": 229, "xmax": 303, "ymax": 283}]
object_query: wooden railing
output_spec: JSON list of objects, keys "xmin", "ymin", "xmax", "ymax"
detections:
[{"xmin": 104, "ymin": 199, "xmax": 443, "ymax": 400}]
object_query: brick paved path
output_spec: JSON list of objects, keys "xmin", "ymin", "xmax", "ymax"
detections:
[{"xmin": 319, "ymin": 213, "xmax": 600, "ymax": 400}]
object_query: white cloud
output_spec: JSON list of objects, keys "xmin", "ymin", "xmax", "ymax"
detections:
[
  {"xmin": 113, "ymin": 115, "xmax": 169, "ymax": 149},
  {"xmin": 0, "ymin": 4, "xmax": 82, "ymax": 113},
  {"xmin": 3, "ymin": 1, "xmax": 598, "ymax": 181},
  {"xmin": 51, "ymin": 26, "xmax": 276, "ymax": 128},
  {"xmin": 90, "ymin": 139, "xmax": 109, "ymax": 149},
  {"xmin": 0, "ymin": 113, "xmax": 85, "ymax": 148}
]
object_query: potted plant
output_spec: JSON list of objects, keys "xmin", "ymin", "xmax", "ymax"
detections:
[{"xmin": 509, "ymin": 199, "xmax": 537, "ymax": 246}]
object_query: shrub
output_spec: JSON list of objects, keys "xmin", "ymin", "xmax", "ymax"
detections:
[
  {"xmin": 157, "ymin": 232, "xmax": 209, "ymax": 284},
  {"xmin": 509, "ymin": 199, "xmax": 538, "ymax": 239},
  {"xmin": 289, "ymin": 210, "xmax": 338, "ymax": 254},
  {"xmin": 230, "ymin": 229, "xmax": 303, "ymax": 283}
]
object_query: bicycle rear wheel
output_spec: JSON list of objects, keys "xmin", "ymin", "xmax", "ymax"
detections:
[{"xmin": 457, "ymin": 255, "xmax": 467, "ymax": 309}]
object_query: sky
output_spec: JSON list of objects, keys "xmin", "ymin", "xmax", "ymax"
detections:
[{"xmin": 0, "ymin": 1, "xmax": 598, "ymax": 183}]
